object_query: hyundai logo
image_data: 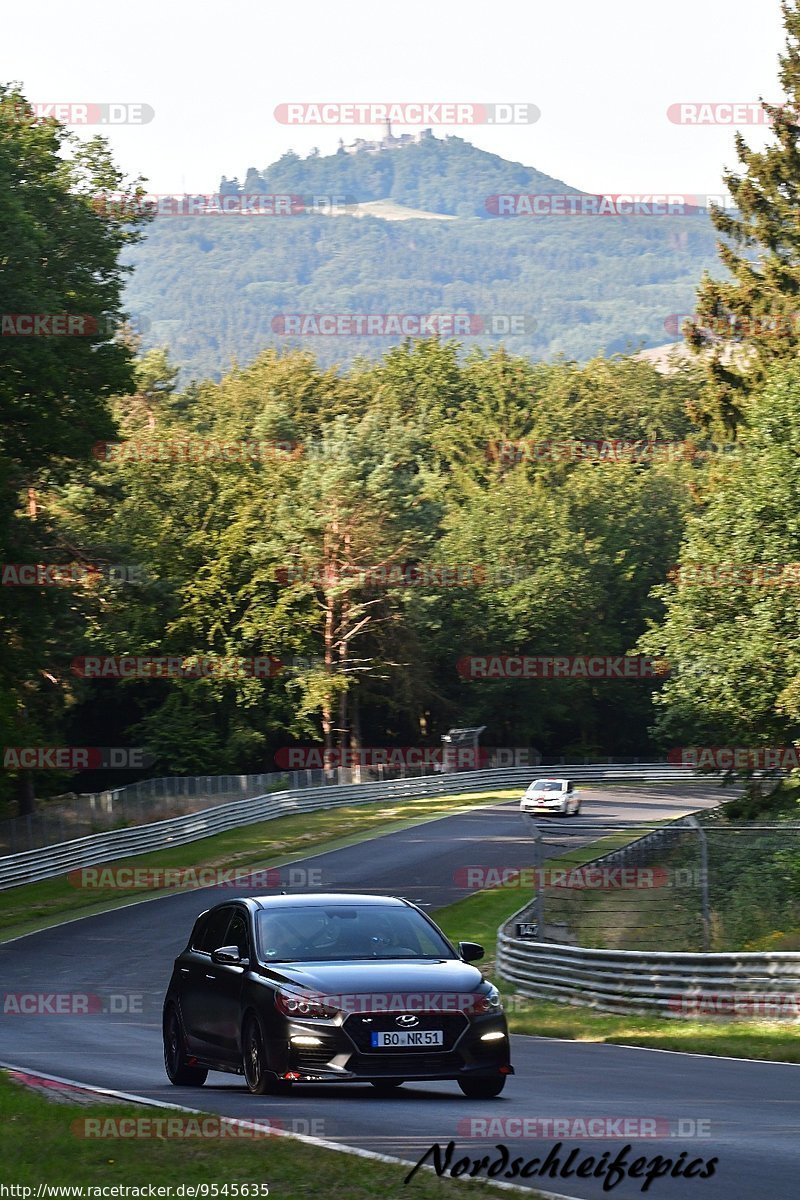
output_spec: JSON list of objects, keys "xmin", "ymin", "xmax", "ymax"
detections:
[{"xmin": 396, "ymin": 1014, "xmax": 419, "ymax": 1028}]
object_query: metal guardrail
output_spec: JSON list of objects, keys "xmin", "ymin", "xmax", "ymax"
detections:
[
  {"xmin": 496, "ymin": 934, "xmax": 800, "ymax": 1016},
  {"xmin": 0, "ymin": 762, "xmax": 699, "ymax": 890}
]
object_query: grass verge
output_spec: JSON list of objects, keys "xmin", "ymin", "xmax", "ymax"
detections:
[
  {"xmin": 0, "ymin": 1073, "xmax": 532, "ymax": 1197},
  {"xmin": 0, "ymin": 789, "xmax": 520, "ymax": 943},
  {"xmin": 434, "ymin": 833, "xmax": 800, "ymax": 1065},
  {"xmin": 497, "ymin": 999, "xmax": 800, "ymax": 1063}
]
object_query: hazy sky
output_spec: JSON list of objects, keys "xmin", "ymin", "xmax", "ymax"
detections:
[{"xmin": 2, "ymin": 0, "xmax": 788, "ymax": 196}]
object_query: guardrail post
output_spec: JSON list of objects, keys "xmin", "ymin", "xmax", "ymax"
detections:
[
  {"xmin": 532, "ymin": 827, "xmax": 545, "ymax": 937},
  {"xmin": 686, "ymin": 815, "xmax": 711, "ymax": 953}
]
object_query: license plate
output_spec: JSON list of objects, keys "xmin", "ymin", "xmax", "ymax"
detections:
[{"xmin": 370, "ymin": 1030, "xmax": 444, "ymax": 1048}]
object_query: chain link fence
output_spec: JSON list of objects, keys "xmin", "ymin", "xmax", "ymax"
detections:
[
  {"xmin": 0, "ymin": 761, "xmax": 465, "ymax": 854},
  {"xmin": 516, "ymin": 811, "xmax": 800, "ymax": 953},
  {"xmin": 0, "ymin": 773, "xmax": 286, "ymax": 854}
]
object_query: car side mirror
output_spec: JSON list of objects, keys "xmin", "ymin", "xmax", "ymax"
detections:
[
  {"xmin": 211, "ymin": 945, "xmax": 248, "ymax": 966},
  {"xmin": 458, "ymin": 940, "xmax": 485, "ymax": 963}
]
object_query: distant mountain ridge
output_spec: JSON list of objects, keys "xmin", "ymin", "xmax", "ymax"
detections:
[
  {"xmin": 124, "ymin": 134, "xmax": 719, "ymax": 380},
  {"xmin": 219, "ymin": 133, "xmax": 581, "ymax": 218}
]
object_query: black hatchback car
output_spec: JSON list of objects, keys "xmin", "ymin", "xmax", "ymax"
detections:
[{"xmin": 163, "ymin": 893, "xmax": 513, "ymax": 1098}]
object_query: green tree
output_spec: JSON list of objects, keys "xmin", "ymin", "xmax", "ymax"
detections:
[
  {"xmin": 639, "ymin": 361, "xmax": 800, "ymax": 758},
  {"xmin": 242, "ymin": 410, "xmax": 438, "ymax": 754},
  {"xmin": 0, "ymin": 84, "xmax": 149, "ymax": 811},
  {"xmin": 688, "ymin": 1, "xmax": 800, "ymax": 435}
]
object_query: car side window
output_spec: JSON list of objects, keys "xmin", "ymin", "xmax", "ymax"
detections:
[
  {"xmin": 197, "ymin": 906, "xmax": 234, "ymax": 953},
  {"xmin": 189, "ymin": 912, "xmax": 208, "ymax": 950},
  {"xmin": 227, "ymin": 911, "xmax": 250, "ymax": 958}
]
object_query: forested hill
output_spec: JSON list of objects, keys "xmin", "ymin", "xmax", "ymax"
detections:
[
  {"xmin": 123, "ymin": 135, "xmax": 721, "ymax": 381},
  {"xmin": 220, "ymin": 134, "xmax": 580, "ymax": 217}
]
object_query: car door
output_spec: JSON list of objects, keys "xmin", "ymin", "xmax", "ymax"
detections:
[
  {"xmin": 179, "ymin": 904, "xmax": 235, "ymax": 1052},
  {"xmin": 204, "ymin": 907, "xmax": 252, "ymax": 1058}
]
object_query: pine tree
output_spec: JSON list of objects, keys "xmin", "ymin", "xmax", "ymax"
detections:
[{"xmin": 688, "ymin": 1, "xmax": 800, "ymax": 435}]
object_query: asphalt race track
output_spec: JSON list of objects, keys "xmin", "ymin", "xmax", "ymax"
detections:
[{"xmin": 2, "ymin": 785, "xmax": 797, "ymax": 1200}]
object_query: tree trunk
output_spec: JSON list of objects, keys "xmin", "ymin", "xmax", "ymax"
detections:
[
  {"xmin": 351, "ymin": 694, "xmax": 362, "ymax": 784},
  {"xmin": 322, "ymin": 593, "xmax": 335, "ymax": 758}
]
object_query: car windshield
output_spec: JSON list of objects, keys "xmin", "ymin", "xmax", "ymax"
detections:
[
  {"xmin": 256, "ymin": 904, "xmax": 454, "ymax": 963},
  {"xmin": 531, "ymin": 781, "xmax": 563, "ymax": 793}
]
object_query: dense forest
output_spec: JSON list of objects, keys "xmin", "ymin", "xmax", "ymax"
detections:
[
  {"xmin": 3, "ymin": 318, "xmax": 797, "ymax": 805},
  {"xmin": 4, "ymin": 0, "xmax": 800, "ymax": 814}
]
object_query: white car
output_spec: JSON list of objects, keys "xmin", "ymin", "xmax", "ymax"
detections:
[{"xmin": 519, "ymin": 778, "xmax": 580, "ymax": 817}]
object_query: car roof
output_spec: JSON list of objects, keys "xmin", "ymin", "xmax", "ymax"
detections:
[
  {"xmin": 531, "ymin": 777, "xmax": 568, "ymax": 784},
  {"xmin": 208, "ymin": 893, "xmax": 411, "ymax": 912}
]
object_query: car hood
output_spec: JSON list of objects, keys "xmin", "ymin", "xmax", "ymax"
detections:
[{"xmin": 262, "ymin": 958, "xmax": 484, "ymax": 995}]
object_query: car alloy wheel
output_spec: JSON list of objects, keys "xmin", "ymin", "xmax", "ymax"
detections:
[
  {"xmin": 243, "ymin": 1013, "xmax": 292, "ymax": 1095},
  {"xmin": 163, "ymin": 1005, "xmax": 208, "ymax": 1087}
]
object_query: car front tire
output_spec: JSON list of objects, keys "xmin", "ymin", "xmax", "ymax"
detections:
[
  {"xmin": 242, "ymin": 1012, "xmax": 292, "ymax": 1095},
  {"xmin": 163, "ymin": 1004, "xmax": 208, "ymax": 1087},
  {"xmin": 458, "ymin": 1076, "xmax": 507, "ymax": 1099}
]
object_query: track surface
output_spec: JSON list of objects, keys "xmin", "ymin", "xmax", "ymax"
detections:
[{"xmin": 2, "ymin": 785, "xmax": 797, "ymax": 1199}]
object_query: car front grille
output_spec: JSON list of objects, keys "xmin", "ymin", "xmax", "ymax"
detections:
[{"xmin": 348, "ymin": 1051, "xmax": 462, "ymax": 1076}]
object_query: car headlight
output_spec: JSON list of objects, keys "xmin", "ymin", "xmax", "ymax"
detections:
[
  {"xmin": 472, "ymin": 984, "xmax": 503, "ymax": 1013},
  {"xmin": 276, "ymin": 990, "xmax": 338, "ymax": 1019}
]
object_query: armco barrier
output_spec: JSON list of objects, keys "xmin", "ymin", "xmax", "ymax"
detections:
[
  {"xmin": 0, "ymin": 762, "xmax": 699, "ymax": 890},
  {"xmin": 495, "ymin": 934, "xmax": 800, "ymax": 1017}
]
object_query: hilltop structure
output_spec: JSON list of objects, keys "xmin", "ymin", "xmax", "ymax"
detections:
[{"xmin": 338, "ymin": 123, "xmax": 434, "ymax": 155}]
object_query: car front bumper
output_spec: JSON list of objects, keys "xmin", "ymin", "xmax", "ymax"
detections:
[{"xmin": 270, "ymin": 1011, "xmax": 513, "ymax": 1083}]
